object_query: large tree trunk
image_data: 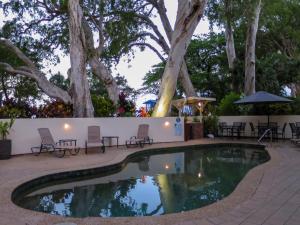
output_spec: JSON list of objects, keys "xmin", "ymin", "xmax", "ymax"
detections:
[
  {"xmin": 152, "ymin": 0, "xmax": 207, "ymax": 117},
  {"xmin": 290, "ymin": 83, "xmax": 300, "ymax": 97},
  {"xmin": 224, "ymin": 0, "xmax": 239, "ymax": 92},
  {"xmin": 244, "ymin": 0, "xmax": 262, "ymax": 96},
  {"xmin": 225, "ymin": 22, "xmax": 240, "ymax": 92},
  {"xmin": 68, "ymin": 0, "xmax": 94, "ymax": 117},
  {"xmin": 81, "ymin": 19, "xmax": 120, "ymax": 105},
  {"xmin": 155, "ymin": 0, "xmax": 197, "ymax": 97},
  {"xmin": 178, "ymin": 62, "xmax": 196, "ymax": 97},
  {"xmin": 89, "ymin": 57, "xmax": 119, "ymax": 105}
]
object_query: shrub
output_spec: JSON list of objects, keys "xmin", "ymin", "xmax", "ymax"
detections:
[
  {"xmin": 217, "ymin": 92, "xmax": 242, "ymax": 116},
  {"xmin": 0, "ymin": 99, "xmax": 37, "ymax": 118},
  {"xmin": 203, "ymin": 114, "xmax": 219, "ymax": 136},
  {"xmin": 92, "ymin": 95, "xmax": 115, "ymax": 117},
  {"xmin": 117, "ymin": 92, "xmax": 135, "ymax": 117},
  {"xmin": 37, "ymin": 101, "xmax": 72, "ymax": 118},
  {"xmin": 290, "ymin": 96, "xmax": 300, "ymax": 115}
]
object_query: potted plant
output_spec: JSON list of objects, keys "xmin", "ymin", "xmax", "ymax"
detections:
[
  {"xmin": 203, "ymin": 114, "xmax": 219, "ymax": 137},
  {"xmin": 0, "ymin": 117, "xmax": 15, "ymax": 160}
]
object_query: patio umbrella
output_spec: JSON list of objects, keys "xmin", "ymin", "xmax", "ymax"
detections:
[{"xmin": 234, "ymin": 91, "xmax": 293, "ymax": 125}]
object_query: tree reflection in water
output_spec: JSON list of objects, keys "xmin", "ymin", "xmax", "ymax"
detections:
[{"xmin": 18, "ymin": 147, "xmax": 269, "ymax": 217}]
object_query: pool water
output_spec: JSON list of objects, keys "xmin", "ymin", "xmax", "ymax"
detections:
[{"xmin": 15, "ymin": 146, "xmax": 269, "ymax": 218}]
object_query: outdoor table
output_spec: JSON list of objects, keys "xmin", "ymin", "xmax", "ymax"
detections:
[
  {"xmin": 58, "ymin": 139, "xmax": 77, "ymax": 147},
  {"xmin": 102, "ymin": 136, "xmax": 119, "ymax": 148}
]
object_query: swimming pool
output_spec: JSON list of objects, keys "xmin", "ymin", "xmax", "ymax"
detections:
[{"xmin": 12, "ymin": 144, "xmax": 269, "ymax": 218}]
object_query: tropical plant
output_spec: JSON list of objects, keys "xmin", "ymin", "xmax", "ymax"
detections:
[
  {"xmin": 117, "ymin": 92, "xmax": 135, "ymax": 117},
  {"xmin": 37, "ymin": 101, "xmax": 72, "ymax": 118},
  {"xmin": 92, "ymin": 95, "xmax": 115, "ymax": 117},
  {"xmin": 218, "ymin": 92, "xmax": 242, "ymax": 115},
  {"xmin": 203, "ymin": 114, "xmax": 219, "ymax": 136},
  {"xmin": 0, "ymin": 117, "xmax": 14, "ymax": 140}
]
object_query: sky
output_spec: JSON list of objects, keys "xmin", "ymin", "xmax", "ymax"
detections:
[{"xmin": 0, "ymin": 1, "xmax": 212, "ymax": 106}]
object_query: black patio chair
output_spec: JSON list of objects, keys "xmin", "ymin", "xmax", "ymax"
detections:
[
  {"xmin": 232, "ymin": 122, "xmax": 242, "ymax": 137},
  {"xmin": 277, "ymin": 123, "xmax": 287, "ymax": 139},
  {"xmin": 249, "ymin": 122, "xmax": 256, "ymax": 137},
  {"xmin": 240, "ymin": 122, "xmax": 246, "ymax": 137},
  {"xmin": 218, "ymin": 122, "xmax": 227, "ymax": 137},
  {"xmin": 289, "ymin": 123, "xmax": 298, "ymax": 139}
]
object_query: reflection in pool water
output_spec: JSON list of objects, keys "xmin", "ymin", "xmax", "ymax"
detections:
[{"xmin": 15, "ymin": 146, "xmax": 269, "ymax": 218}]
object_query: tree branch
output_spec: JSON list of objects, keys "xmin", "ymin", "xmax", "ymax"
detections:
[{"xmin": 0, "ymin": 39, "xmax": 72, "ymax": 103}]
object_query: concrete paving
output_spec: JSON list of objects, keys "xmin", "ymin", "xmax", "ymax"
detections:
[{"xmin": 0, "ymin": 139, "xmax": 299, "ymax": 225}]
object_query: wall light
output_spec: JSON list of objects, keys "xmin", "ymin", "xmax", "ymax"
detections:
[
  {"xmin": 198, "ymin": 172, "xmax": 202, "ymax": 178},
  {"xmin": 64, "ymin": 123, "xmax": 71, "ymax": 130},
  {"xmin": 165, "ymin": 164, "xmax": 170, "ymax": 170},
  {"xmin": 198, "ymin": 102, "xmax": 202, "ymax": 107},
  {"xmin": 164, "ymin": 121, "xmax": 170, "ymax": 127}
]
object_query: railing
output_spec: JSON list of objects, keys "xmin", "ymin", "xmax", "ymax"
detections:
[{"xmin": 258, "ymin": 128, "xmax": 273, "ymax": 146}]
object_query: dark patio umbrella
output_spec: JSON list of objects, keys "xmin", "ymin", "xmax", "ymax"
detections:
[{"xmin": 234, "ymin": 91, "xmax": 293, "ymax": 125}]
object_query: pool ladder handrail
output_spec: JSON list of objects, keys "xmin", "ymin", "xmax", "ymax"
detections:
[{"xmin": 258, "ymin": 128, "xmax": 272, "ymax": 146}]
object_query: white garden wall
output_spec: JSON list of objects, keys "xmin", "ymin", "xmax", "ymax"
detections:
[
  {"xmin": 3, "ymin": 117, "xmax": 184, "ymax": 155},
  {"xmin": 219, "ymin": 115, "xmax": 300, "ymax": 138}
]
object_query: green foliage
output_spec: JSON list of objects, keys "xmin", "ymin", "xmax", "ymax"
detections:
[
  {"xmin": 92, "ymin": 95, "xmax": 115, "ymax": 117},
  {"xmin": 289, "ymin": 97, "xmax": 300, "ymax": 115},
  {"xmin": 203, "ymin": 114, "xmax": 219, "ymax": 136},
  {"xmin": 140, "ymin": 63, "xmax": 165, "ymax": 95},
  {"xmin": 49, "ymin": 73, "xmax": 70, "ymax": 91},
  {"xmin": 117, "ymin": 92, "xmax": 135, "ymax": 117},
  {"xmin": 0, "ymin": 117, "xmax": 15, "ymax": 140},
  {"xmin": 37, "ymin": 101, "xmax": 72, "ymax": 118},
  {"xmin": 186, "ymin": 34, "xmax": 233, "ymax": 99},
  {"xmin": 218, "ymin": 92, "xmax": 242, "ymax": 115},
  {"xmin": 0, "ymin": 99, "xmax": 37, "ymax": 118}
]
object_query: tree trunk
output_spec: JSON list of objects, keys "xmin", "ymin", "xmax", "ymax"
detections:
[
  {"xmin": 81, "ymin": 18, "xmax": 120, "ymax": 105},
  {"xmin": 152, "ymin": 0, "xmax": 207, "ymax": 117},
  {"xmin": 68, "ymin": 0, "xmax": 94, "ymax": 117},
  {"xmin": 156, "ymin": 0, "xmax": 197, "ymax": 97},
  {"xmin": 178, "ymin": 62, "xmax": 196, "ymax": 97},
  {"xmin": 224, "ymin": 22, "xmax": 239, "ymax": 92},
  {"xmin": 89, "ymin": 57, "xmax": 120, "ymax": 105},
  {"xmin": 290, "ymin": 83, "xmax": 300, "ymax": 97},
  {"xmin": 244, "ymin": 0, "xmax": 262, "ymax": 96}
]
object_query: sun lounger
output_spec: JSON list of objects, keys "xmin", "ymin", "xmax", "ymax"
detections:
[
  {"xmin": 125, "ymin": 124, "xmax": 153, "ymax": 148},
  {"xmin": 85, "ymin": 126, "xmax": 105, "ymax": 154},
  {"xmin": 35, "ymin": 128, "xmax": 79, "ymax": 158}
]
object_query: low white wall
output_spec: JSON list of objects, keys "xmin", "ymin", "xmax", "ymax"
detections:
[
  {"xmin": 4, "ymin": 117, "xmax": 184, "ymax": 155},
  {"xmin": 219, "ymin": 115, "xmax": 300, "ymax": 138}
]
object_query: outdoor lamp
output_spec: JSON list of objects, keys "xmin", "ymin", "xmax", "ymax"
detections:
[
  {"xmin": 164, "ymin": 121, "xmax": 170, "ymax": 127},
  {"xmin": 64, "ymin": 123, "xmax": 71, "ymax": 130}
]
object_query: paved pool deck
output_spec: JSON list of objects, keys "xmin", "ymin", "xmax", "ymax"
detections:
[{"xmin": 0, "ymin": 139, "xmax": 299, "ymax": 225}]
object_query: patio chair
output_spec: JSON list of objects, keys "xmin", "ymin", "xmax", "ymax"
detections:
[
  {"xmin": 218, "ymin": 122, "xmax": 227, "ymax": 137},
  {"xmin": 249, "ymin": 122, "xmax": 256, "ymax": 137},
  {"xmin": 85, "ymin": 126, "xmax": 105, "ymax": 154},
  {"xmin": 37, "ymin": 128, "xmax": 79, "ymax": 158},
  {"xmin": 126, "ymin": 124, "xmax": 153, "ymax": 148},
  {"xmin": 231, "ymin": 122, "xmax": 242, "ymax": 137},
  {"xmin": 240, "ymin": 122, "xmax": 246, "ymax": 137},
  {"xmin": 277, "ymin": 123, "xmax": 287, "ymax": 139},
  {"xmin": 289, "ymin": 123, "xmax": 297, "ymax": 139}
]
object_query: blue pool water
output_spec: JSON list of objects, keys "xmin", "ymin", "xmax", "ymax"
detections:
[{"xmin": 14, "ymin": 145, "xmax": 269, "ymax": 218}]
